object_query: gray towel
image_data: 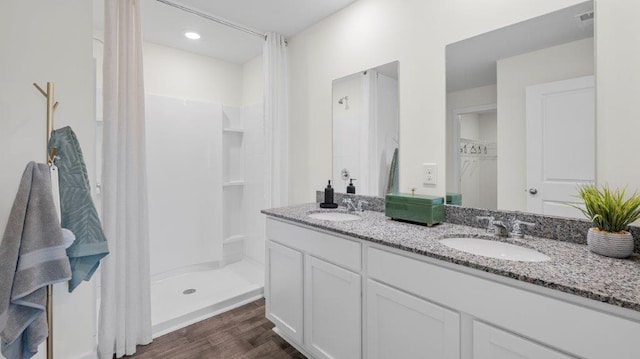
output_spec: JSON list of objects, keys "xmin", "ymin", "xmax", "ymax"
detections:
[
  {"xmin": 0, "ymin": 162, "xmax": 72, "ymax": 359},
  {"xmin": 48, "ymin": 126, "xmax": 109, "ymax": 292}
]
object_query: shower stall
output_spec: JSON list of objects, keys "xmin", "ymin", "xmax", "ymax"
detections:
[
  {"xmin": 93, "ymin": 0, "xmax": 268, "ymax": 337},
  {"xmin": 145, "ymin": 96, "xmax": 266, "ymax": 336}
]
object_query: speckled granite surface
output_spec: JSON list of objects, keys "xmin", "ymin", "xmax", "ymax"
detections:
[{"xmin": 262, "ymin": 203, "xmax": 640, "ymax": 312}]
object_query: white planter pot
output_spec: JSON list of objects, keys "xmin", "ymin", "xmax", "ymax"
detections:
[{"xmin": 587, "ymin": 228, "xmax": 634, "ymax": 258}]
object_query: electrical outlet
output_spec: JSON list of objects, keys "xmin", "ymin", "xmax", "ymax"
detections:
[{"xmin": 423, "ymin": 163, "xmax": 437, "ymax": 185}]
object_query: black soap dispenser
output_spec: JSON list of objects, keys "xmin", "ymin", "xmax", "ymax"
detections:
[
  {"xmin": 347, "ymin": 178, "xmax": 356, "ymax": 194},
  {"xmin": 320, "ymin": 180, "xmax": 339, "ymax": 208}
]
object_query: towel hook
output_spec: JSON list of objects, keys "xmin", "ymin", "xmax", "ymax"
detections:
[{"xmin": 34, "ymin": 82, "xmax": 59, "ymax": 165}]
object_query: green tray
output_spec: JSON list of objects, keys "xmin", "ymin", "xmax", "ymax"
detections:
[{"xmin": 385, "ymin": 193, "xmax": 445, "ymax": 226}]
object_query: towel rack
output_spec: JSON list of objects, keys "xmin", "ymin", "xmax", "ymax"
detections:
[{"xmin": 34, "ymin": 81, "xmax": 58, "ymax": 359}]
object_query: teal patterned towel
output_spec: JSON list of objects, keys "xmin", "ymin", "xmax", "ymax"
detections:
[{"xmin": 48, "ymin": 126, "xmax": 109, "ymax": 292}]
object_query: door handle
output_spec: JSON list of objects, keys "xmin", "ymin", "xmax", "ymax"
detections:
[{"xmin": 529, "ymin": 188, "xmax": 538, "ymax": 195}]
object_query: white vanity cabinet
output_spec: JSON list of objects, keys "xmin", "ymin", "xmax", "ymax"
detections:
[
  {"xmin": 265, "ymin": 217, "xmax": 640, "ymax": 359},
  {"xmin": 368, "ymin": 245, "xmax": 640, "ymax": 359},
  {"xmin": 265, "ymin": 218, "xmax": 362, "ymax": 359},
  {"xmin": 305, "ymin": 256, "xmax": 361, "ymax": 359},
  {"xmin": 265, "ymin": 240, "xmax": 304, "ymax": 343},
  {"xmin": 367, "ymin": 279, "xmax": 460, "ymax": 359}
]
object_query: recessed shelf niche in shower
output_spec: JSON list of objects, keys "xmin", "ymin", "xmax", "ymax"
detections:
[
  {"xmin": 222, "ymin": 105, "xmax": 245, "ymax": 186},
  {"xmin": 222, "ymin": 105, "xmax": 246, "ymax": 265}
]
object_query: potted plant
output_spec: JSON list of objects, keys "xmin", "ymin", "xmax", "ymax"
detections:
[{"xmin": 574, "ymin": 184, "xmax": 640, "ymax": 258}]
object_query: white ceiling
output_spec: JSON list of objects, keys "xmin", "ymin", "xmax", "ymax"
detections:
[
  {"xmin": 446, "ymin": 1, "xmax": 594, "ymax": 93},
  {"xmin": 94, "ymin": 0, "xmax": 358, "ymax": 64}
]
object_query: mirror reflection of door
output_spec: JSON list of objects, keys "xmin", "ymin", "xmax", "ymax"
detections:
[{"xmin": 526, "ymin": 75, "xmax": 595, "ymax": 217}]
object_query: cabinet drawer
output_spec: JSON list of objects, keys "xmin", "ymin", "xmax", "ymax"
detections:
[
  {"xmin": 473, "ymin": 321, "xmax": 574, "ymax": 359},
  {"xmin": 266, "ymin": 218, "xmax": 361, "ymax": 271}
]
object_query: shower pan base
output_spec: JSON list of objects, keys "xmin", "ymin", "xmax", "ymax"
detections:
[{"xmin": 150, "ymin": 258, "xmax": 264, "ymax": 337}]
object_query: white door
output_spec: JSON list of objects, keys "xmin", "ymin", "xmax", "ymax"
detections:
[
  {"xmin": 305, "ymin": 256, "xmax": 361, "ymax": 359},
  {"xmin": 473, "ymin": 321, "xmax": 574, "ymax": 359},
  {"xmin": 366, "ymin": 279, "xmax": 460, "ymax": 359},
  {"xmin": 526, "ymin": 75, "xmax": 595, "ymax": 217},
  {"xmin": 265, "ymin": 240, "xmax": 304, "ymax": 343}
]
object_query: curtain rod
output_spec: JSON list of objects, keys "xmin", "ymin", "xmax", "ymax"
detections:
[{"xmin": 155, "ymin": 0, "xmax": 266, "ymax": 40}]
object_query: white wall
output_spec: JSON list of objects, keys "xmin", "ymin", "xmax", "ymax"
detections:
[
  {"xmin": 459, "ymin": 113, "xmax": 480, "ymax": 140},
  {"xmin": 143, "ymin": 42, "xmax": 243, "ymax": 105},
  {"xmin": 288, "ymin": 0, "xmax": 587, "ymax": 204},
  {"xmin": 479, "ymin": 113, "xmax": 497, "ymax": 143},
  {"xmin": 242, "ymin": 55, "xmax": 264, "ymax": 106},
  {"xmin": 596, "ymin": 0, "xmax": 640, "ymax": 195},
  {"xmin": 0, "ymin": 1, "xmax": 97, "ymax": 358},
  {"xmin": 497, "ymin": 37, "xmax": 594, "ymax": 211}
]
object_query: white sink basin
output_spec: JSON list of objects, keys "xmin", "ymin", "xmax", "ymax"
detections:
[
  {"xmin": 307, "ymin": 211, "xmax": 362, "ymax": 222},
  {"xmin": 439, "ymin": 237, "xmax": 550, "ymax": 262}
]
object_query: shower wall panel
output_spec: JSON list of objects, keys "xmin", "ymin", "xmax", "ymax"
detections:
[{"xmin": 146, "ymin": 94, "xmax": 223, "ymax": 276}]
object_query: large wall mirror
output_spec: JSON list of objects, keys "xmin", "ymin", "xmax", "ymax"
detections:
[
  {"xmin": 332, "ymin": 61, "xmax": 399, "ymax": 196},
  {"xmin": 446, "ymin": 1, "xmax": 594, "ymax": 217}
]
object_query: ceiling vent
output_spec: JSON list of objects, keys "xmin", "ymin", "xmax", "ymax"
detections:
[{"xmin": 575, "ymin": 11, "xmax": 594, "ymax": 26}]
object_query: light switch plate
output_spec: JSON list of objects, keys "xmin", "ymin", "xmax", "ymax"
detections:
[{"xmin": 423, "ymin": 163, "xmax": 437, "ymax": 185}]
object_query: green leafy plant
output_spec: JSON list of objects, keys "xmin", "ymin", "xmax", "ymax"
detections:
[{"xmin": 573, "ymin": 184, "xmax": 640, "ymax": 233}]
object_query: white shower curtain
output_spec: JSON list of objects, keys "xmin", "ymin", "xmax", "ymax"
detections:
[
  {"xmin": 264, "ymin": 32, "xmax": 289, "ymax": 207},
  {"xmin": 98, "ymin": 0, "xmax": 152, "ymax": 358}
]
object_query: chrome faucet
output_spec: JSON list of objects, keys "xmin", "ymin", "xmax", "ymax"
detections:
[
  {"xmin": 343, "ymin": 198, "xmax": 368, "ymax": 212},
  {"xmin": 342, "ymin": 198, "xmax": 357, "ymax": 211},
  {"xmin": 510, "ymin": 219, "xmax": 536, "ymax": 238},
  {"xmin": 476, "ymin": 216, "xmax": 509, "ymax": 237}
]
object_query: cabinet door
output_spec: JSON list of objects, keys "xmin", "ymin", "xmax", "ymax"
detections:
[
  {"xmin": 473, "ymin": 321, "xmax": 574, "ymax": 359},
  {"xmin": 305, "ymin": 256, "xmax": 361, "ymax": 359},
  {"xmin": 266, "ymin": 240, "xmax": 304, "ymax": 343},
  {"xmin": 367, "ymin": 279, "xmax": 460, "ymax": 359}
]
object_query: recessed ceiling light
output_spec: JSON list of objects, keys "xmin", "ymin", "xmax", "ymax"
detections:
[{"xmin": 184, "ymin": 32, "xmax": 200, "ymax": 40}]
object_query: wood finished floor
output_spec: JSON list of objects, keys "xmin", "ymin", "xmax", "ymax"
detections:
[{"xmin": 126, "ymin": 298, "xmax": 306, "ymax": 359}]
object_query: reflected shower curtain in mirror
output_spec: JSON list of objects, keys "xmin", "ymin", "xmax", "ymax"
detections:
[
  {"xmin": 264, "ymin": 32, "xmax": 289, "ymax": 207},
  {"xmin": 98, "ymin": 0, "xmax": 152, "ymax": 358}
]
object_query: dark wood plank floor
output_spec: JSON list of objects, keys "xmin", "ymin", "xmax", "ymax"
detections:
[{"xmin": 127, "ymin": 298, "xmax": 306, "ymax": 359}]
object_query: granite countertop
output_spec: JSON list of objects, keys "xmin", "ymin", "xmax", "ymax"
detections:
[{"xmin": 262, "ymin": 203, "xmax": 640, "ymax": 312}]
